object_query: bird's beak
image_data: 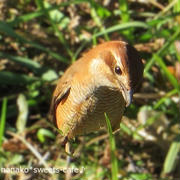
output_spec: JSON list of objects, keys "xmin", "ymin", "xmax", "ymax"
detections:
[{"xmin": 122, "ymin": 88, "xmax": 133, "ymax": 107}]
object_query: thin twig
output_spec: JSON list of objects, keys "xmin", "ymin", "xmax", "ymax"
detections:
[
  {"xmin": 154, "ymin": 0, "xmax": 178, "ymax": 19},
  {"xmin": 86, "ymin": 129, "xmax": 120, "ymax": 147},
  {"xmin": 133, "ymin": 92, "xmax": 165, "ymax": 99},
  {"xmin": 148, "ymin": 0, "xmax": 164, "ymax": 10}
]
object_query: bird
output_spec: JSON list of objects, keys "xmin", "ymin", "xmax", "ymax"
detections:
[{"xmin": 50, "ymin": 41, "xmax": 144, "ymax": 140}]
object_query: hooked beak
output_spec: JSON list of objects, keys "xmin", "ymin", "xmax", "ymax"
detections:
[{"xmin": 122, "ymin": 88, "xmax": 133, "ymax": 107}]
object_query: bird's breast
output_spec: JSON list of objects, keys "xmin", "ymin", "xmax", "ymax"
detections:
[{"xmin": 56, "ymin": 83, "xmax": 126, "ymax": 138}]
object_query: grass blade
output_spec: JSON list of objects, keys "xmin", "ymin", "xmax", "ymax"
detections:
[
  {"xmin": 90, "ymin": 1, "xmax": 109, "ymax": 41},
  {"xmin": 0, "ymin": 52, "xmax": 41, "ymax": 73},
  {"xmin": 162, "ymin": 135, "xmax": 180, "ymax": 175},
  {"xmin": 36, "ymin": 0, "xmax": 73, "ymax": 59},
  {"xmin": 0, "ymin": 71, "xmax": 38, "ymax": 85},
  {"xmin": 93, "ymin": 21, "xmax": 148, "ymax": 38},
  {"xmin": 16, "ymin": 94, "xmax": 28, "ymax": 133},
  {"xmin": 153, "ymin": 54, "xmax": 180, "ymax": 91},
  {"xmin": 8, "ymin": 0, "xmax": 86, "ymax": 26},
  {"xmin": 0, "ymin": 52, "xmax": 58, "ymax": 79},
  {"xmin": 118, "ymin": 0, "xmax": 134, "ymax": 41},
  {"xmin": 104, "ymin": 113, "xmax": 118, "ymax": 180},
  {"xmin": 153, "ymin": 89, "xmax": 178, "ymax": 109},
  {"xmin": 0, "ymin": 21, "xmax": 68, "ymax": 63},
  {"xmin": 144, "ymin": 27, "xmax": 180, "ymax": 75},
  {"xmin": 0, "ymin": 98, "xmax": 7, "ymax": 147},
  {"xmin": 37, "ymin": 128, "xmax": 55, "ymax": 143}
]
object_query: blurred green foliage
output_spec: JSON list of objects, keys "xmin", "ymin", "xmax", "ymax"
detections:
[{"xmin": 0, "ymin": 0, "xmax": 180, "ymax": 180}]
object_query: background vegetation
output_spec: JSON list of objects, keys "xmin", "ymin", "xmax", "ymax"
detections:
[{"xmin": 0, "ymin": 0, "xmax": 180, "ymax": 180}]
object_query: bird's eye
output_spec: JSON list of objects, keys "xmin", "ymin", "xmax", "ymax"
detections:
[{"xmin": 115, "ymin": 66, "xmax": 122, "ymax": 75}]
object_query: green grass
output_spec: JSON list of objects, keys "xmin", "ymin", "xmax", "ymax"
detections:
[
  {"xmin": 0, "ymin": 98, "xmax": 7, "ymax": 147},
  {"xmin": 162, "ymin": 135, "xmax": 180, "ymax": 175},
  {"xmin": 0, "ymin": 0, "xmax": 180, "ymax": 179},
  {"xmin": 105, "ymin": 113, "xmax": 118, "ymax": 180}
]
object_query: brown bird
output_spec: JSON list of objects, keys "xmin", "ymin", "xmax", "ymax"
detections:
[{"xmin": 50, "ymin": 41, "xmax": 143, "ymax": 139}]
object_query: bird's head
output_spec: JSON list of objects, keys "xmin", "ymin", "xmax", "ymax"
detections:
[{"xmin": 88, "ymin": 41, "xmax": 144, "ymax": 107}]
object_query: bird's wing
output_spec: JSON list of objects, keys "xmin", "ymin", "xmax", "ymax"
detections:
[
  {"xmin": 49, "ymin": 82, "xmax": 71, "ymax": 126},
  {"xmin": 49, "ymin": 58, "xmax": 87, "ymax": 127},
  {"xmin": 49, "ymin": 65, "xmax": 76, "ymax": 126}
]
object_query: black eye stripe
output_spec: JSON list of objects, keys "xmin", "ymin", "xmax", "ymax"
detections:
[{"xmin": 115, "ymin": 66, "xmax": 122, "ymax": 75}]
